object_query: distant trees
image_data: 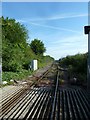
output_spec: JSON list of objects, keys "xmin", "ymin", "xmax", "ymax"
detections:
[{"xmin": 30, "ymin": 39, "xmax": 46, "ymax": 55}]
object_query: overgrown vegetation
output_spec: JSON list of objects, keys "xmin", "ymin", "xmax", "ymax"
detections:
[
  {"xmin": 1, "ymin": 16, "xmax": 54, "ymax": 83},
  {"xmin": 59, "ymin": 53, "xmax": 87, "ymax": 85},
  {"xmin": 2, "ymin": 70, "xmax": 33, "ymax": 82}
]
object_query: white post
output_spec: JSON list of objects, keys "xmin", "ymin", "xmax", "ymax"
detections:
[{"xmin": 31, "ymin": 60, "xmax": 38, "ymax": 71}]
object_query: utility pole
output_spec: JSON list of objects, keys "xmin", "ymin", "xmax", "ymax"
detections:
[{"xmin": 84, "ymin": 26, "xmax": 90, "ymax": 90}]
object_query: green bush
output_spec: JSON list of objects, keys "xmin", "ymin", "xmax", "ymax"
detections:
[
  {"xmin": 59, "ymin": 53, "xmax": 87, "ymax": 84},
  {"xmin": 2, "ymin": 70, "xmax": 33, "ymax": 82}
]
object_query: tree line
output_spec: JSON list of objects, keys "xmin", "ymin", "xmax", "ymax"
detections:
[
  {"xmin": 1, "ymin": 16, "xmax": 54, "ymax": 72},
  {"xmin": 59, "ymin": 53, "xmax": 87, "ymax": 85}
]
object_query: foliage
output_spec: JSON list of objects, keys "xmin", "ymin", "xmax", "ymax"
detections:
[
  {"xmin": 2, "ymin": 16, "xmax": 36, "ymax": 71},
  {"xmin": 30, "ymin": 39, "xmax": 46, "ymax": 55},
  {"xmin": 59, "ymin": 53, "xmax": 87, "ymax": 83},
  {"xmin": 38, "ymin": 55, "xmax": 54, "ymax": 68},
  {"xmin": 1, "ymin": 16, "xmax": 54, "ymax": 82},
  {"xmin": 22, "ymin": 45, "xmax": 36, "ymax": 70},
  {"xmin": 2, "ymin": 70, "xmax": 33, "ymax": 82}
]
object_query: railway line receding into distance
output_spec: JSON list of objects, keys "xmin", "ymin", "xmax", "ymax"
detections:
[{"xmin": 0, "ymin": 61, "xmax": 90, "ymax": 120}]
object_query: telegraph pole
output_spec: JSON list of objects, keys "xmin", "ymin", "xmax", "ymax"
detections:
[{"xmin": 84, "ymin": 26, "xmax": 90, "ymax": 90}]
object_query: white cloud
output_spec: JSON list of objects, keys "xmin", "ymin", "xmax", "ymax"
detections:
[
  {"xmin": 16, "ymin": 12, "xmax": 88, "ymax": 60},
  {"xmin": 17, "ymin": 13, "xmax": 88, "ymax": 22},
  {"xmin": 16, "ymin": 12, "xmax": 87, "ymax": 34},
  {"xmin": 28, "ymin": 13, "xmax": 88, "ymax": 21},
  {"xmin": 51, "ymin": 35, "xmax": 87, "ymax": 44},
  {"xmin": 45, "ymin": 35, "xmax": 88, "ymax": 59},
  {"xmin": 28, "ymin": 22, "xmax": 81, "ymax": 34},
  {"xmin": 49, "ymin": 13, "xmax": 88, "ymax": 20}
]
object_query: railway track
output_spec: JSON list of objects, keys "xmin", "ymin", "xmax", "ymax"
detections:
[{"xmin": 0, "ymin": 62, "xmax": 90, "ymax": 120}]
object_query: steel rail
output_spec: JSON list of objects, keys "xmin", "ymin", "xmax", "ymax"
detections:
[
  {"xmin": 1, "ymin": 61, "xmax": 90, "ymax": 120},
  {"xmin": 36, "ymin": 91, "xmax": 51, "ymax": 119},
  {"xmin": 3, "ymin": 89, "xmax": 34, "ymax": 118},
  {"xmin": 30, "ymin": 91, "xmax": 47, "ymax": 119},
  {"xmin": 50, "ymin": 69, "xmax": 59, "ymax": 120},
  {"xmin": 41, "ymin": 90, "xmax": 52, "ymax": 119},
  {"xmin": 11, "ymin": 89, "xmax": 38, "ymax": 119},
  {"xmin": 26, "ymin": 89, "xmax": 46, "ymax": 119},
  {"xmin": 1, "ymin": 88, "xmax": 26, "ymax": 116},
  {"xmin": 5, "ymin": 89, "xmax": 39, "ymax": 119}
]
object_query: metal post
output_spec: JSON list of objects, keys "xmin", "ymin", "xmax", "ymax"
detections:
[
  {"xmin": 84, "ymin": 26, "xmax": 90, "ymax": 90},
  {"xmin": 87, "ymin": 1, "xmax": 90, "ymax": 90},
  {"xmin": 88, "ymin": 31, "xmax": 90, "ymax": 90}
]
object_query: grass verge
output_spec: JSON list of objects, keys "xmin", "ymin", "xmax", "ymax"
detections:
[{"xmin": 2, "ymin": 70, "xmax": 33, "ymax": 83}]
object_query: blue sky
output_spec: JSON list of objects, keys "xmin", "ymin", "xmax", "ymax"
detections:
[{"xmin": 2, "ymin": 2, "xmax": 88, "ymax": 60}]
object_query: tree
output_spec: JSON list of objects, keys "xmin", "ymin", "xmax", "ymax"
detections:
[
  {"xmin": 30, "ymin": 39, "xmax": 46, "ymax": 55},
  {"xmin": 2, "ymin": 16, "xmax": 29, "ymax": 71},
  {"xmin": 2, "ymin": 16, "xmax": 53, "ymax": 72}
]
